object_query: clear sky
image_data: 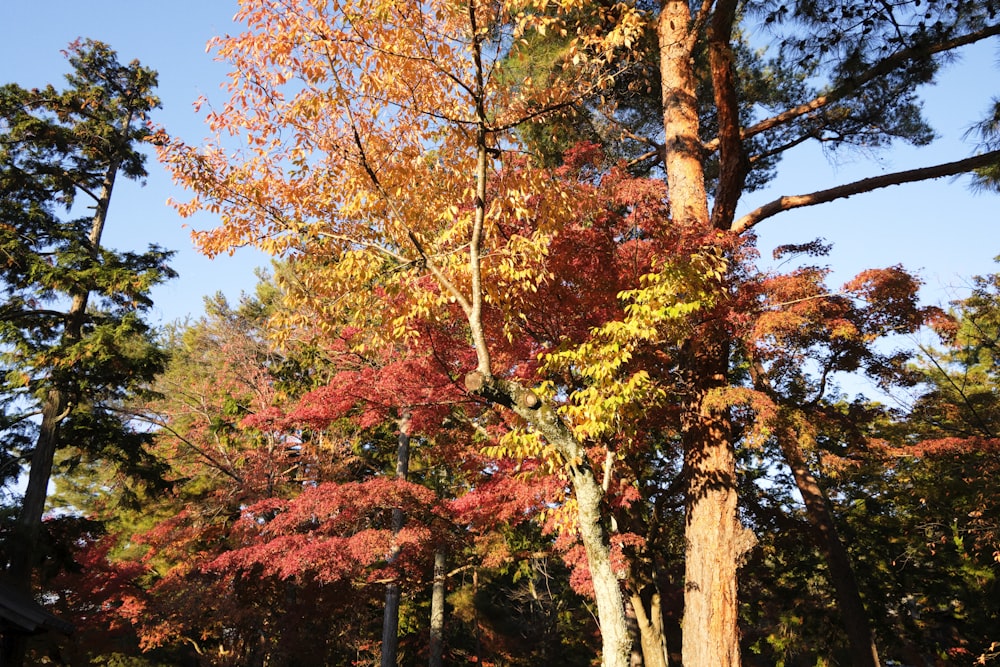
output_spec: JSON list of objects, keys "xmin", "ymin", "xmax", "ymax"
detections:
[
  {"xmin": 2, "ymin": 0, "xmax": 262, "ymax": 325},
  {"xmin": 2, "ymin": 1, "xmax": 998, "ymax": 327}
]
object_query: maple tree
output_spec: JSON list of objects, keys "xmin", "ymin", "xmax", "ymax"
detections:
[
  {"xmin": 42, "ymin": 275, "xmax": 550, "ymax": 664},
  {"xmin": 158, "ymin": 1, "xmax": 1000, "ymax": 665}
]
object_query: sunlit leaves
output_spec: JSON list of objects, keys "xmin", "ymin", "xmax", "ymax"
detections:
[{"xmin": 542, "ymin": 253, "xmax": 725, "ymax": 440}]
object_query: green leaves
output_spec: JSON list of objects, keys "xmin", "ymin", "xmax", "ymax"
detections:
[{"xmin": 0, "ymin": 39, "xmax": 174, "ymax": 506}]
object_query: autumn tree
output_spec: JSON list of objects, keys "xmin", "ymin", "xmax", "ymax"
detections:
[
  {"xmin": 160, "ymin": 1, "xmax": 1000, "ymax": 666},
  {"xmin": 78, "ymin": 271, "xmax": 585, "ymax": 664},
  {"xmin": 0, "ymin": 39, "xmax": 175, "ymax": 665},
  {"xmin": 107, "ymin": 289, "xmax": 336, "ymax": 664},
  {"xmin": 894, "ymin": 264, "xmax": 1000, "ymax": 660},
  {"xmin": 734, "ymin": 258, "xmax": 1000, "ymax": 663}
]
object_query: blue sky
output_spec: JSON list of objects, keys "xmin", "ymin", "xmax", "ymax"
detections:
[
  {"xmin": 2, "ymin": 1, "xmax": 998, "ymax": 327},
  {"xmin": 2, "ymin": 1, "xmax": 262, "ymax": 325}
]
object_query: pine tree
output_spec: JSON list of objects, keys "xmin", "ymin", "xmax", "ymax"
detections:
[{"xmin": 0, "ymin": 39, "xmax": 175, "ymax": 664}]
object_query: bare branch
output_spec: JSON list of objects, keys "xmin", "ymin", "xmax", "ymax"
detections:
[
  {"xmin": 706, "ymin": 24, "xmax": 1000, "ymax": 153},
  {"xmin": 732, "ymin": 150, "xmax": 1000, "ymax": 234}
]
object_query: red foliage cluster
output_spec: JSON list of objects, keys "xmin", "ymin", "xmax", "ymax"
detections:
[{"xmin": 212, "ymin": 477, "xmax": 444, "ymax": 584}]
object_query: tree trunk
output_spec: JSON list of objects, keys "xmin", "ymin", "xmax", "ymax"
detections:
[
  {"xmin": 428, "ymin": 549, "xmax": 446, "ymax": 667},
  {"xmin": 381, "ymin": 414, "xmax": 411, "ymax": 667},
  {"xmin": 657, "ymin": 2, "xmax": 745, "ymax": 664},
  {"xmin": 629, "ymin": 588, "xmax": 669, "ymax": 667},
  {"xmin": 1, "ymin": 390, "xmax": 67, "ymax": 665},
  {"xmin": 680, "ymin": 390, "xmax": 744, "ymax": 667},
  {"xmin": 465, "ymin": 372, "xmax": 631, "ymax": 667},
  {"xmin": 6, "ymin": 390, "xmax": 67, "ymax": 586},
  {"xmin": 780, "ymin": 432, "xmax": 882, "ymax": 667}
]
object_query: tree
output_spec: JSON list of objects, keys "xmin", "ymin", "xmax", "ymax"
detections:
[
  {"xmin": 81, "ymin": 273, "xmax": 586, "ymax": 664},
  {"xmin": 0, "ymin": 39, "xmax": 175, "ymax": 666},
  {"xmin": 901, "ymin": 266, "xmax": 1000, "ymax": 655},
  {"xmin": 0, "ymin": 37, "xmax": 174, "ymax": 646},
  {"xmin": 160, "ymin": 1, "xmax": 1000, "ymax": 665}
]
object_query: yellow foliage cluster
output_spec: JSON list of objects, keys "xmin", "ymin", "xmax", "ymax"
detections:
[{"xmin": 541, "ymin": 252, "xmax": 727, "ymax": 440}]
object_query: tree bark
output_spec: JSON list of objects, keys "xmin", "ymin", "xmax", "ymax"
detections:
[
  {"xmin": 779, "ymin": 430, "xmax": 882, "ymax": 667},
  {"xmin": 428, "ymin": 549, "xmax": 446, "ymax": 667},
  {"xmin": 679, "ymin": 375, "xmax": 745, "ymax": 667},
  {"xmin": 381, "ymin": 414, "xmax": 411, "ymax": 667},
  {"xmin": 658, "ymin": 3, "xmax": 746, "ymax": 664}
]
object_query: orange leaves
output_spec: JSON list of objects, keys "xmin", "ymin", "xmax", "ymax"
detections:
[
  {"xmin": 160, "ymin": 0, "xmax": 608, "ymax": 357},
  {"xmin": 842, "ymin": 265, "xmax": 928, "ymax": 335}
]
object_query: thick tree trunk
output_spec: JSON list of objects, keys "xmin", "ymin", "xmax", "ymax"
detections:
[
  {"xmin": 428, "ymin": 549, "xmax": 446, "ymax": 667},
  {"xmin": 657, "ymin": 3, "xmax": 745, "ymax": 664},
  {"xmin": 780, "ymin": 433, "xmax": 882, "ymax": 667},
  {"xmin": 381, "ymin": 415, "xmax": 411, "ymax": 667},
  {"xmin": 680, "ymin": 390, "xmax": 744, "ymax": 667}
]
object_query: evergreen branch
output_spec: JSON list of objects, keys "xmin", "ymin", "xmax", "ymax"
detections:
[{"xmin": 706, "ymin": 23, "xmax": 1000, "ymax": 153}]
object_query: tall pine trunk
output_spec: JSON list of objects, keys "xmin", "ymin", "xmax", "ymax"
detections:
[
  {"xmin": 679, "ymin": 382, "xmax": 742, "ymax": 667},
  {"xmin": 7, "ymin": 156, "xmax": 118, "ymax": 578},
  {"xmin": 6, "ymin": 390, "xmax": 67, "ymax": 587},
  {"xmin": 657, "ymin": 2, "xmax": 745, "ymax": 663},
  {"xmin": 780, "ymin": 432, "xmax": 882, "ymax": 667}
]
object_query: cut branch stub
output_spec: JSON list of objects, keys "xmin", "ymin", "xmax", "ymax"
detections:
[{"xmin": 464, "ymin": 371, "xmax": 540, "ymax": 410}]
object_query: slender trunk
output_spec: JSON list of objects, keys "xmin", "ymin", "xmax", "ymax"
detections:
[
  {"xmin": 750, "ymin": 353, "xmax": 883, "ymax": 667},
  {"xmin": 629, "ymin": 589, "xmax": 669, "ymax": 667},
  {"xmin": 381, "ymin": 414, "xmax": 411, "ymax": 667},
  {"xmin": 6, "ymin": 390, "xmax": 66, "ymax": 586},
  {"xmin": 465, "ymin": 373, "xmax": 631, "ymax": 667},
  {"xmin": 658, "ymin": 3, "xmax": 745, "ymax": 664},
  {"xmin": 473, "ymin": 568, "xmax": 483, "ymax": 665},
  {"xmin": 572, "ymin": 455, "xmax": 631, "ymax": 667},
  {"xmin": 780, "ymin": 433, "xmax": 882, "ymax": 667},
  {"xmin": 1, "ymin": 390, "xmax": 69, "ymax": 665},
  {"xmin": 428, "ymin": 549, "xmax": 446, "ymax": 667},
  {"xmin": 461, "ymin": 3, "xmax": 632, "ymax": 664}
]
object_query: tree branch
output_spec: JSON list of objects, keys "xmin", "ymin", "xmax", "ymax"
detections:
[
  {"xmin": 705, "ymin": 23, "xmax": 1000, "ymax": 153},
  {"xmin": 732, "ymin": 150, "xmax": 1000, "ymax": 233},
  {"xmin": 707, "ymin": 0, "xmax": 745, "ymax": 230}
]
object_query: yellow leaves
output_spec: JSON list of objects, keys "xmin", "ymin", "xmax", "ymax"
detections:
[
  {"xmin": 599, "ymin": 5, "xmax": 649, "ymax": 52},
  {"xmin": 541, "ymin": 253, "xmax": 727, "ymax": 441},
  {"xmin": 482, "ymin": 428, "xmax": 563, "ymax": 474}
]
